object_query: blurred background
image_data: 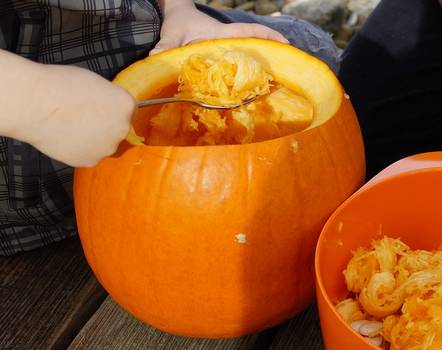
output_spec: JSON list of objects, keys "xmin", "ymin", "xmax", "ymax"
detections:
[{"xmin": 194, "ymin": 0, "xmax": 380, "ymax": 48}]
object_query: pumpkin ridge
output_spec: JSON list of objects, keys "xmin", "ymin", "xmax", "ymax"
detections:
[
  {"xmin": 84, "ymin": 166, "xmax": 101, "ymax": 283},
  {"xmin": 195, "ymin": 147, "xmax": 209, "ymax": 195},
  {"xmin": 318, "ymin": 126, "xmax": 345, "ymax": 200},
  {"xmin": 141, "ymin": 148, "xmax": 166, "ymax": 309},
  {"xmin": 246, "ymin": 145, "xmax": 253, "ymax": 241}
]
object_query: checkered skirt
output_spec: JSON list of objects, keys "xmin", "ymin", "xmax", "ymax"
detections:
[{"xmin": 0, "ymin": 0, "xmax": 161, "ymax": 255}]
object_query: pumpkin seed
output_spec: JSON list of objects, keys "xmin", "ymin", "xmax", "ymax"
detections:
[
  {"xmin": 359, "ymin": 320, "xmax": 383, "ymax": 337},
  {"xmin": 365, "ymin": 336, "xmax": 383, "ymax": 347},
  {"xmin": 350, "ymin": 319, "xmax": 368, "ymax": 332}
]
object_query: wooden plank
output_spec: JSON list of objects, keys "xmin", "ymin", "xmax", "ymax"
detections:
[
  {"xmin": 0, "ymin": 237, "xmax": 107, "ymax": 350},
  {"xmin": 68, "ymin": 297, "xmax": 279, "ymax": 350},
  {"xmin": 269, "ymin": 303, "xmax": 324, "ymax": 350}
]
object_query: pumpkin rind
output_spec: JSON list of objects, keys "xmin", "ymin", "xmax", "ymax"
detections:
[{"xmin": 74, "ymin": 38, "xmax": 365, "ymax": 338}]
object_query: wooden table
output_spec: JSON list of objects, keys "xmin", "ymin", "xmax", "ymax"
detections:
[{"xmin": 0, "ymin": 237, "xmax": 325, "ymax": 350}]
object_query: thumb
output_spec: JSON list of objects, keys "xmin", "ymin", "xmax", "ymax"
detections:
[
  {"xmin": 149, "ymin": 38, "xmax": 180, "ymax": 56},
  {"xmin": 223, "ymin": 23, "xmax": 289, "ymax": 44}
]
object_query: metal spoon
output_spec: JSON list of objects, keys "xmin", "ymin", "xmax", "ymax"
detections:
[{"xmin": 137, "ymin": 96, "xmax": 258, "ymax": 110}]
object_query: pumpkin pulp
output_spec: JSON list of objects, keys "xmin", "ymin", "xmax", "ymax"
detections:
[{"xmin": 129, "ymin": 51, "xmax": 315, "ymax": 147}]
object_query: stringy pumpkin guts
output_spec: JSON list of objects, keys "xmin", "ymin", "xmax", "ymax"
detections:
[
  {"xmin": 336, "ymin": 237, "xmax": 442, "ymax": 350},
  {"xmin": 133, "ymin": 51, "xmax": 314, "ymax": 146}
]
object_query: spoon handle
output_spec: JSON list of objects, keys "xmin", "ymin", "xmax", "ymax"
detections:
[
  {"xmin": 137, "ymin": 97, "xmax": 191, "ymax": 108},
  {"xmin": 137, "ymin": 96, "xmax": 258, "ymax": 110}
]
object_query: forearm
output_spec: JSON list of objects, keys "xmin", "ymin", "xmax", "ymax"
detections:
[
  {"xmin": 159, "ymin": 0, "xmax": 195, "ymax": 16},
  {"xmin": 0, "ymin": 49, "xmax": 135, "ymax": 167},
  {"xmin": 0, "ymin": 49, "xmax": 44, "ymax": 140}
]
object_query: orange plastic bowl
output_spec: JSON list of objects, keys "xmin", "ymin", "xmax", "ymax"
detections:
[{"xmin": 315, "ymin": 152, "xmax": 442, "ymax": 350}]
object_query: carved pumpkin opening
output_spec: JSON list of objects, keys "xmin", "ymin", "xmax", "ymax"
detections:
[{"xmin": 128, "ymin": 50, "xmax": 316, "ymax": 147}]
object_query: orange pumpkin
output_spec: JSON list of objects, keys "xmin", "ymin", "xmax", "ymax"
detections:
[{"xmin": 74, "ymin": 38, "xmax": 365, "ymax": 338}]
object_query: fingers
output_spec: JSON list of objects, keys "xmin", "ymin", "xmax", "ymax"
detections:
[
  {"xmin": 149, "ymin": 46, "xmax": 165, "ymax": 56},
  {"xmin": 149, "ymin": 38, "xmax": 180, "ymax": 56},
  {"xmin": 223, "ymin": 23, "xmax": 289, "ymax": 43},
  {"xmin": 150, "ymin": 22, "xmax": 289, "ymax": 56}
]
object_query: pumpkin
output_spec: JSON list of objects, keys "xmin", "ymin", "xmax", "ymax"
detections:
[{"xmin": 74, "ymin": 38, "xmax": 365, "ymax": 338}]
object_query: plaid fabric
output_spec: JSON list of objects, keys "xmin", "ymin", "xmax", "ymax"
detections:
[{"xmin": 0, "ymin": 0, "xmax": 160, "ymax": 255}]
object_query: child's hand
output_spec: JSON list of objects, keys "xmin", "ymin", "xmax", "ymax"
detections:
[
  {"xmin": 10, "ymin": 63, "xmax": 136, "ymax": 167},
  {"xmin": 150, "ymin": 1, "xmax": 288, "ymax": 55}
]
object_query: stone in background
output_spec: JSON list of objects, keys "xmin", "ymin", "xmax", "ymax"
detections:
[{"xmin": 194, "ymin": 0, "xmax": 381, "ymax": 47}]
